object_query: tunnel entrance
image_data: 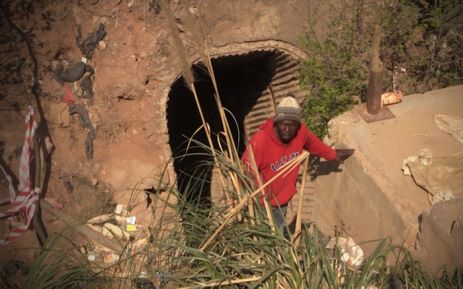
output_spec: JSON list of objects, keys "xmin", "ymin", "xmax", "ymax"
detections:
[{"xmin": 166, "ymin": 47, "xmax": 305, "ymax": 208}]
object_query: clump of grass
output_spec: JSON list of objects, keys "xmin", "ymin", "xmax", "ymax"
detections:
[
  {"xmin": 1, "ymin": 235, "xmax": 107, "ymax": 289},
  {"xmin": 127, "ymin": 182, "xmax": 462, "ymax": 289}
]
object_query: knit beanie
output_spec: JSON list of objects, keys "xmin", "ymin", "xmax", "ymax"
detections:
[{"xmin": 274, "ymin": 96, "xmax": 301, "ymax": 123}]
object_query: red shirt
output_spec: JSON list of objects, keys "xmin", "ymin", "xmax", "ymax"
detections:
[{"xmin": 242, "ymin": 118, "xmax": 336, "ymax": 206}]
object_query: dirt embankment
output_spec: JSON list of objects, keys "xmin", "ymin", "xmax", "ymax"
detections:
[
  {"xmin": 0, "ymin": 0, "xmax": 177, "ymax": 258},
  {"xmin": 0, "ymin": 0, "xmax": 318, "ymax": 260}
]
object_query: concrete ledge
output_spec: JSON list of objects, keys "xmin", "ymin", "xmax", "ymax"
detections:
[{"xmin": 313, "ymin": 85, "xmax": 463, "ymax": 270}]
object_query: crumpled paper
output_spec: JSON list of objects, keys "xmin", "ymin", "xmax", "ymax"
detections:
[
  {"xmin": 402, "ymin": 148, "xmax": 432, "ymax": 176},
  {"xmin": 326, "ymin": 236, "xmax": 364, "ymax": 268}
]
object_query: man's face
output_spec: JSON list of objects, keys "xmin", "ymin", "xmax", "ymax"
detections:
[{"xmin": 275, "ymin": 120, "xmax": 300, "ymax": 144}]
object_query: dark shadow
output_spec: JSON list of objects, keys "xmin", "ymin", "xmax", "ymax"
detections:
[
  {"xmin": 167, "ymin": 52, "xmax": 277, "ymax": 227},
  {"xmin": 0, "ymin": 141, "xmax": 19, "ymax": 190},
  {"xmin": 308, "ymin": 149, "xmax": 355, "ymax": 179}
]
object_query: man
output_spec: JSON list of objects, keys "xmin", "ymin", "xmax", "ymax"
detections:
[{"xmin": 242, "ymin": 95, "xmax": 352, "ymax": 231}]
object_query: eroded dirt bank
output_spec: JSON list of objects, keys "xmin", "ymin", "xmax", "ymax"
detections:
[{"xmin": 0, "ymin": 0, "xmax": 319, "ymax": 261}]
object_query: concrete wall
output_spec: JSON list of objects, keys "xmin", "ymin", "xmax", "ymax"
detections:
[{"xmin": 314, "ymin": 86, "xmax": 463, "ymax": 272}]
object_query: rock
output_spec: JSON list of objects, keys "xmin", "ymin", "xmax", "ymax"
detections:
[
  {"xmin": 101, "ymin": 227, "xmax": 114, "ymax": 239},
  {"xmin": 87, "ymin": 213, "xmax": 113, "ymax": 224},
  {"xmin": 91, "ymin": 178, "xmax": 98, "ymax": 186},
  {"xmin": 98, "ymin": 40, "xmax": 107, "ymax": 50},
  {"xmin": 103, "ymin": 222, "xmax": 130, "ymax": 240}
]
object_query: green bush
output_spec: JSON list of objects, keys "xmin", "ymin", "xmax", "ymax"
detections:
[{"xmin": 299, "ymin": 0, "xmax": 463, "ymax": 137}]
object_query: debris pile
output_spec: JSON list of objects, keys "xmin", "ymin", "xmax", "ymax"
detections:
[{"xmin": 84, "ymin": 203, "xmax": 148, "ymax": 267}]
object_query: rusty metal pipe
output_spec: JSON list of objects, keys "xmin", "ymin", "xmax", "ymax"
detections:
[{"xmin": 366, "ymin": 25, "xmax": 383, "ymax": 115}]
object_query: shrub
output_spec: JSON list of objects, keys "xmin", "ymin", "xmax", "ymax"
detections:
[{"xmin": 299, "ymin": 0, "xmax": 463, "ymax": 137}]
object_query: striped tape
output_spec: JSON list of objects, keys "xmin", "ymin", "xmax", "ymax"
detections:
[{"xmin": 0, "ymin": 106, "xmax": 40, "ymax": 245}]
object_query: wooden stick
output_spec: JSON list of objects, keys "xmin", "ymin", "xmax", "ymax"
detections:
[{"xmin": 293, "ymin": 157, "xmax": 309, "ymax": 247}]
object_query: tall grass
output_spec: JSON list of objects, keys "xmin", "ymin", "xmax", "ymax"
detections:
[{"xmin": 2, "ymin": 198, "xmax": 461, "ymax": 289}]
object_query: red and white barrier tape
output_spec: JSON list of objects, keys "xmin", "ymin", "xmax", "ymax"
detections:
[{"xmin": 0, "ymin": 106, "xmax": 40, "ymax": 245}]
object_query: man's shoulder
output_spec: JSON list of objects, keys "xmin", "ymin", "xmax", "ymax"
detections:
[
  {"xmin": 249, "ymin": 128, "xmax": 270, "ymax": 145},
  {"xmin": 298, "ymin": 122, "xmax": 316, "ymax": 137}
]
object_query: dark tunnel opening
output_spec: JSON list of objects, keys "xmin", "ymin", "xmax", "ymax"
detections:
[{"xmin": 167, "ymin": 51, "xmax": 279, "ymax": 209}]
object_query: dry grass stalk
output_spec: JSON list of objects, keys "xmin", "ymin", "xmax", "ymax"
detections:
[
  {"xmin": 178, "ymin": 276, "xmax": 261, "ymax": 289},
  {"xmin": 158, "ymin": 0, "xmax": 232, "ymax": 207},
  {"xmin": 184, "ymin": 2, "xmax": 242, "ymax": 202},
  {"xmin": 157, "ymin": 0, "xmax": 193, "ymax": 85}
]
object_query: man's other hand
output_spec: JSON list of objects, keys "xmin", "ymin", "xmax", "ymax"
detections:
[{"xmin": 335, "ymin": 148, "xmax": 355, "ymax": 163}]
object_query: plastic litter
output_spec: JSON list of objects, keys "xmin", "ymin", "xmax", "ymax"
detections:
[
  {"xmin": 76, "ymin": 23, "xmax": 107, "ymax": 58},
  {"xmin": 0, "ymin": 106, "xmax": 40, "ymax": 245},
  {"xmin": 63, "ymin": 83, "xmax": 77, "ymax": 105},
  {"xmin": 126, "ymin": 224, "xmax": 137, "ymax": 232},
  {"xmin": 126, "ymin": 216, "xmax": 137, "ymax": 232},
  {"xmin": 326, "ymin": 236, "xmax": 364, "ymax": 268},
  {"xmin": 55, "ymin": 62, "xmax": 86, "ymax": 83},
  {"xmin": 87, "ymin": 253, "xmax": 96, "ymax": 262},
  {"xmin": 380, "ymin": 91, "xmax": 403, "ymax": 108},
  {"xmin": 127, "ymin": 216, "xmax": 136, "ymax": 225},
  {"xmin": 402, "ymin": 148, "xmax": 432, "ymax": 176},
  {"xmin": 405, "ymin": 150, "xmax": 463, "ymax": 204}
]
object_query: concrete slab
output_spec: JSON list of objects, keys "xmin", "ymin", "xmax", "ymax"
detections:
[{"xmin": 313, "ymin": 85, "xmax": 463, "ymax": 272}]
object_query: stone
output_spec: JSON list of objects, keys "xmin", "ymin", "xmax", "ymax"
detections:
[
  {"xmin": 91, "ymin": 178, "xmax": 98, "ymax": 186},
  {"xmin": 98, "ymin": 40, "xmax": 107, "ymax": 50}
]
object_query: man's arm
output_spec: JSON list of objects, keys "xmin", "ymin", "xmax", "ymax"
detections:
[
  {"xmin": 302, "ymin": 126, "xmax": 354, "ymax": 163},
  {"xmin": 302, "ymin": 128, "xmax": 337, "ymax": 160}
]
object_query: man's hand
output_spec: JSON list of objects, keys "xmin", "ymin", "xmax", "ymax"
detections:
[{"xmin": 335, "ymin": 148, "xmax": 355, "ymax": 163}]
